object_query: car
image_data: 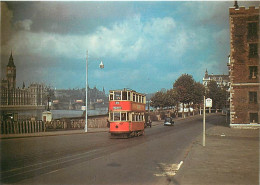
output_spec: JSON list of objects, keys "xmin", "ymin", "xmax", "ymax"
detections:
[
  {"xmin": 164, "ymin": 117, "xmax": 174, "ymax": 126},
  {"xmin": 145, "ymin": 120, "xmax": 152, "ymax": 128}
]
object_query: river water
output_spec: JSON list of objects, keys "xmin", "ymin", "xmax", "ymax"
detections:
[{"xmin": 15, "ymin": 108, "xmax": 108, "ymax": 121}]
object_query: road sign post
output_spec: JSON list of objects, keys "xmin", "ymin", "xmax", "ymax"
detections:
[
  {"xmin": 203, "ymin": 97, "xmax": 212, "ymax": 147},
  {"xmin": 203, "ymin": 96, "xmax": 206, "ymax": 146}
]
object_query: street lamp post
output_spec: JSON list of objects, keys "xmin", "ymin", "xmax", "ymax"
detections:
[{"xmin": 85, "ymin": 50, "xmax": 104, "ymax": 133}]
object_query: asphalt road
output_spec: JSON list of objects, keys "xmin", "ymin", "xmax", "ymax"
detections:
[{"xmin": 0, "ymin": 114, "xmax": 223, "ymax": 185}]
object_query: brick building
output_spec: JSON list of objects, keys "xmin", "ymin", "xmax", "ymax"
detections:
[{"xmin": 229, "ymin": 4, "xmax": 259, "ymax": 126}]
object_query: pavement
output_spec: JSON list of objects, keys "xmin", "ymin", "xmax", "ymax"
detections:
[
  {"xmin": 0, "ymin": 128, "xmax": 109, "ymax": 139},
  {"xmin": 175, "ymin": 119, "xmax": 259, "ymax": 185},
  {"xmin": 1, "ymin": 114, "xmax": 259, "ymax": 185},
  {"xmin": 0, "ymin": 114, "xmax": 198, "ymax": 139}
]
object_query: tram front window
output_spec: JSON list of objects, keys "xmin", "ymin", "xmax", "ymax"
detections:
[
  {"xmin": 114, "ymin": 92, "xmax": 121, "ymax": 100},
  {"xmin": 114, "ymin": 112, "xmax": 120, "ymax": 121}
]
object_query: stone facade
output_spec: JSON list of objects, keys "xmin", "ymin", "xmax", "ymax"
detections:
[
  {"xmin": 202, "ymin": 69, "xmax": 229, "ymax": 89},
  {"xmin": 229, "ymin": 5, "xmax": 259, "ymax": 125},
  {"xmin": 1, "ymin": 53, "xmax": 45, "ymax": 106}
]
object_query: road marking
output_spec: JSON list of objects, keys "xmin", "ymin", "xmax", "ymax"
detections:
[
  {"xmin": 0, "ymin": 149, "xmax": 103, "ymax": 180},
  {"xmin": 154, "ymin": 161, "xmax": 183, "ymax": 177},
  {"xmin": 46, "ymin": 169, "xmax": 60, "ymax": 175}
]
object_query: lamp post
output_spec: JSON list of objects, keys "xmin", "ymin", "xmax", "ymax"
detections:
[{"xmin": 85, "ymin": 50, "xmax": 104, "ymax": 132}]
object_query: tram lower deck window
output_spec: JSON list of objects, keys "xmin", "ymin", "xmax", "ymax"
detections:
[
  {"xmin": 121, "ymin": 113, "xmax": 126, "ymax": 121},
  {"xmin": 114, "ymin": 112, "xmax": 120, "ymax": 121},
  {"xmin": 110, "ymin": 112, "xmax": 129, "ymax": 121}
]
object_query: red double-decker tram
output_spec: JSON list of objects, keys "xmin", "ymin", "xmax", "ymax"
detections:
[{"xmin": 109, "ymin": 89, "xmax": 146, "ymax": 138}]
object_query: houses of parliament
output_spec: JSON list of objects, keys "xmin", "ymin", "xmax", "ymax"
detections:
[{"xmin": 1, "ymin": 52, "xmax": 45, "ymax": 106}]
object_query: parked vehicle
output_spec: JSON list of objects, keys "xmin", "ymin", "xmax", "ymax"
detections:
[
  {"xmin": 164, "ymin": 117, "xmax": 174, "ymax": 126},
  {"xmin": 145, "ymin": 120, "xmax": 152, "ymax": 128}
]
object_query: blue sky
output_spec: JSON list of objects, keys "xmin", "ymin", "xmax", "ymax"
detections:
[{"xmin": 1, "ymin": 1, "xmax": 259, "ymax": 93}]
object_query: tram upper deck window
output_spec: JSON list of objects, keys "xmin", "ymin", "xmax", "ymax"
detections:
[
  {"xmin": 110, "ymin": 93, "xmax": 113, "ymax": 100},
  {"xmin": 114, "ymin": 92, "xmax": 121, "ymax": 100},
  {"xmin": 128, "ymin": 92, "xmax": 131, "ymax": 100},
  {"xmin": 133, "ymin": 93, "xmax": 136, "ymax": 102},
  {"xmin": 122, "ymin": 91, "xmax": 127, "ymax": 100}
]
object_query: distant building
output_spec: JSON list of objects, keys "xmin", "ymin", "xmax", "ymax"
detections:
[
  {"xmin": 0, "ymin": 52, "xmax": 45, "ymax": 106},
  {"xmin": 202, "ymin": 69, "xmax": 229, "ymax": 89},
  {"xmin": 229, "ymin": 4, "xmax": 259, "ymax": 126}
]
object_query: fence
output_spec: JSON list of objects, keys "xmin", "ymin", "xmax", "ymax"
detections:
[
  {"xmin": 0, "ymin": 121, "xmax": 45, "ymax": 134},
  {"xmin": 0, "ymin": 115, "xmax": 108, "ymax": 135}
]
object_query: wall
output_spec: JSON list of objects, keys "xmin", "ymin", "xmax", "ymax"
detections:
[
  {"xmin": 0, "ymin": 114, "xmax": 109, "ymax": 134},
  {"xmin": 229, "ymin": 6, "xmax": 260, "ymax": 124}
]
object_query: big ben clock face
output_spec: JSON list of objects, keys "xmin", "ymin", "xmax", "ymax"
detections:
[{"xmin": 7, "ymin": 70, "xmax": 11, "ymax": 74}]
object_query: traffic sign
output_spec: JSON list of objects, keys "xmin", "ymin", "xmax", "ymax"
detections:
[{"xmin": 206, "ymin": 98, "xmax": 212, "ymax": 108}]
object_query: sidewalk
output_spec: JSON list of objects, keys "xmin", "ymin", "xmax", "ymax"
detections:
[
  {"xmin": 0, "ymin": 128, "xmax": 109, "ymax": 139},
  {"xmin": 175, "ymin": 123, "xmax": 259, "ymax": 185}
]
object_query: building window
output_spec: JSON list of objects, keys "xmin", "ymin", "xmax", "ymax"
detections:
[
  {"xmin": 248, "ymin": 22, "xmax": 258, "ymax": 38},
  {"xmin": 249, "ymin": 91, "xmax": 257, "ymax": 103},
  {"xmin": 249, "ymin": 66, "xmax": 258, "ymax": 79},
  {"xmin": 249, "ymin": 113, "xmax": 258, "ymax": 123},
  {"xmin": 249, "ymin": 44, "xmax": 258, "ymax": 57}
]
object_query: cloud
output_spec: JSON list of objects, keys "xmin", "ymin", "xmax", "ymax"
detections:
[
  {"xmin": 4, "ymin": 1, "xmax": 256, "ymax": 92},
  {"xmin": 1, "ymin": 2, "xmax": 13, "ymax": 46},
  {"xmin": 2, "ymin": 13, "xmax": 194, "ymax": 65},
  {"xmin": 15, "ymin": 19, "xmax": 33, "ymax": 31}
]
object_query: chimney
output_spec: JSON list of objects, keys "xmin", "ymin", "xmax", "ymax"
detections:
[{"xmin": 234, "ymin": 0, "xmax": 239, "ymax": 9}]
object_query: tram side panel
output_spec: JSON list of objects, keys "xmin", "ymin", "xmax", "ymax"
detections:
[{"xmin": 130, "ymin": 121, "xmax": 145, "ymax": 131}]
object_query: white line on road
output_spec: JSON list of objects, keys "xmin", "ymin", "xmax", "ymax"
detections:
[{"xmin": 154, "ymin": 161, "xmax": 183, "ymax": 177}]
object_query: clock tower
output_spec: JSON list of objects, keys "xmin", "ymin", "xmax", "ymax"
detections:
[{"xmin": 6, "ymin": 52, "xmax": 16, "ymax": 89}]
